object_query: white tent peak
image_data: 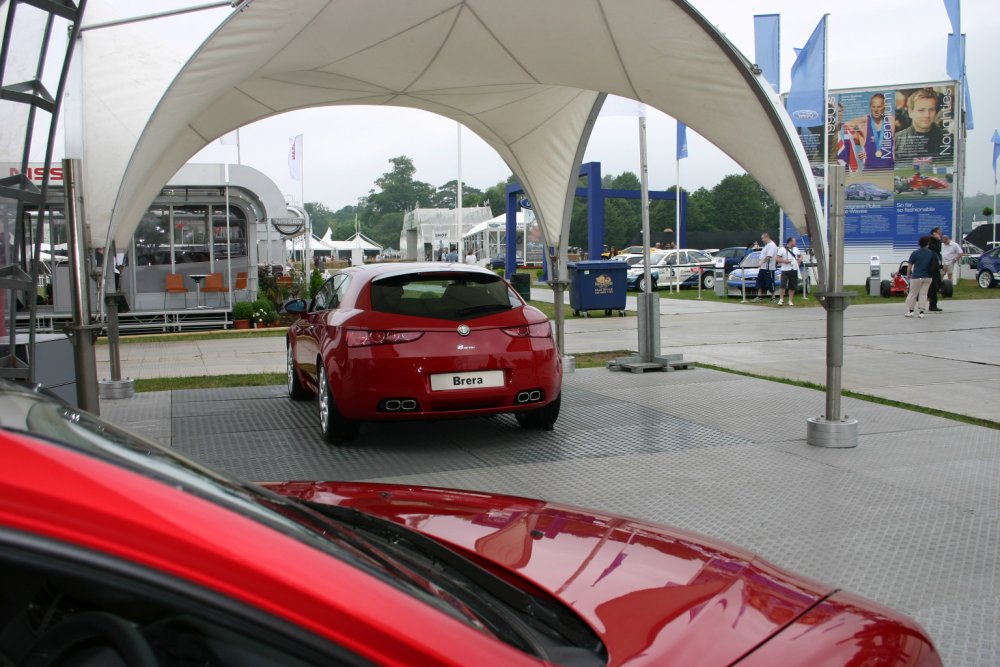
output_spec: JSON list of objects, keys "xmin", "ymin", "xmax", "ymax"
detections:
[{"xmin": 83, "ymin": 0, "xmax": 825, "ymax": 283}]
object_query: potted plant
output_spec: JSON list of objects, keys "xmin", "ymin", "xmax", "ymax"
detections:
[
  {"xmin": 251, "ymin": 298, "xmax": 279, "ymax": 328},
  {"xmin": 232, "ymin": 300, "xmax": 254, "ymax": 329}
]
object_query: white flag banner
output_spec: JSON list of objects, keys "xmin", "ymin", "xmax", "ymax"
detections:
[
  {"xmin": 288, "ymin": 134, "xmax": 302, "ymax": 181},
  {"xmin": 219, "ymin": 130, "xmax": 239, "ymax": 145},
  {"xmin": 599, "ymin": 95, "xmax": 646, "ymax": 118}
]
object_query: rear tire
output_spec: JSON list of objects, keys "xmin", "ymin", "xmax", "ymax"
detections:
[
  {"xmin": 319, "ymin": 363, "xmax": 359, "ymax": 444},
  {"xmin": 880, "ymin": 279, "xmax": 892, "ymax": 297},
  {"xmin": 287, "ymin": 344, "xmax": 311, "ymax": 400},
  {"xmin": 515, "ymin": 394, "xmax": 561, "ymax": 431},
  {"xmin": 940, "ymin": 279, "xmax": 953, "ymax": 298}
]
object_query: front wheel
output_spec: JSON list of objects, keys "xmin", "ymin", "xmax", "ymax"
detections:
[
  {"xmin": 318, "ymin": 363, "xmax": 359, "ymax": 444},
  {"xmin": 515, "ymin": 394, "xmax": 561, "ymax": 431},
  {"xmin": 978, "ymin": 271, "xmax": 996, "ymax": 289},
  {"xmin": 701, "ymin": 271, "xmax": 715, "ymax": 290}
]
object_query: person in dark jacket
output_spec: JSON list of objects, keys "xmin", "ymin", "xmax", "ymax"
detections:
[
  {"xmin": 905, "ymin": 236, "xmax": 935, "ymax": 318},
  {"xmin": 927, "ymin": 227, "xmax": 943, "ymax": 312}
]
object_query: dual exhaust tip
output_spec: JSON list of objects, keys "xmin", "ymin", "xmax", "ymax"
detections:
[
  {"xmin": 382, "ymin": 398, "xmax": 418, "ymax": 412},
  {"xmin": 516, "ymin": 390, "xmax": 542, "ymax": 404}
]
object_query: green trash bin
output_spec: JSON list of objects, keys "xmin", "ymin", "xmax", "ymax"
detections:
[{"xmin": 509, "ymin": 272, "xmax": 531, "ymax": 301}]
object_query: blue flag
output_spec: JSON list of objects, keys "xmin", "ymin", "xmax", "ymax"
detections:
[
  {"xmin": 786, "ymin": 16, "xmax": 826, "ymax": 128},
  {"xmin": 943, "ymin": 0, "xmax": 960, "ymax": 34},
  {"xmin": 992, "ymin": 130, "xmax": 1000, "ymax": 182},
  {"xmin": 753, "ymin": 14, "xmax": 780, "ymax": 94},
  {"xmin": 946, "ymin": 33, "xmax": 962, "ymax": 80},
  {"xmin": 677, "ymin": 121, "xmax": 688, "ymax": 160},
  {"xmin": 963, "ymin": 74, "xmax": 974, "ymax": 130}
]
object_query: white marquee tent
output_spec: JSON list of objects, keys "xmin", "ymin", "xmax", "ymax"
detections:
[{"xmin": 76, "ymin": 0, "xmax": 827, "ymax": 286}]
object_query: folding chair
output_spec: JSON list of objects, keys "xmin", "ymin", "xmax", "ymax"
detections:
[
  {"xmin": 164, "ymin": 273, "xmax": 188, "ymax": 309},
  {"xmin": 200, "ymin": 272, "xmax": 227, "ymax": 308}
]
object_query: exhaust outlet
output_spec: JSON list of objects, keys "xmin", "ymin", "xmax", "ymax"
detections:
[
  {"xmin": 401, "ymin": 399, "xmax": 417, "ymax": 411},
  {"xmin": 528, "ymin": 390, "xmax": 541, "ymax": 401},
  {"xmin": 516, "ymin": 392, "xmax": 530, "ymax": 403},
  {"xmin": 384, "ymin": 399, "xmax": 401, "ymax": 411}
]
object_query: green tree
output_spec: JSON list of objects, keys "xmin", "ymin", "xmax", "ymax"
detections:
[
  {"xmin": 432, "ymin": 180, "xmax": 484, "ymax": 209},
  {"xmin": 710, "ymin": 174, "xmax": 778, "ymax": 232},
  {"xmin": 482, "ymin": 175, "xmax": 517, "ymax": 216},
  {"xmin": 366, "ymin": 156, "xmax": 434, "ymax": 215},
  {"xmin": 685, "ymin": 187, "xmax": 716, "ymax": 231}
]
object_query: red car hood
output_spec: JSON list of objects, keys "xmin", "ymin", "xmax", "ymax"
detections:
[{"xmin": 265, "ymin": 481, "xmax": 835, "ymax": 666}]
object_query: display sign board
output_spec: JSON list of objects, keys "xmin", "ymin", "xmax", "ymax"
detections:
[{"xmin": 792, "ymin": 81, "xmax": 959, "ymax": 257}]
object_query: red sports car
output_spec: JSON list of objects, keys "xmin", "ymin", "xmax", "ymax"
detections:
[
  {"xmin": 0, "ymin": 382, "xmax": 942, "ymax": 666},
  {"xmin": 895, "ymin": 173, "xmax": 950, "ymax": 195},
  {"xmin": 286, "ymin": 263, "xmax": 562, "ymax": 443}
]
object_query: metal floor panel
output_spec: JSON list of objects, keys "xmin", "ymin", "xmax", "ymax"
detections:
[{"xmin": 100, "ymin": 367, "xmax": 1000, "ymax": 667}]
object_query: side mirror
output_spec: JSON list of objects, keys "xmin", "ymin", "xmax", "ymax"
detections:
[{"xmin": 283, "ymin": 298, "xmax": 308, "ymax": 314}]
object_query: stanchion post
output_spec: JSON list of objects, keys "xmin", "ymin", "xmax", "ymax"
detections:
[{"xmin": 808, "ymin": 165, "xmax": 857, "ymax": 448}]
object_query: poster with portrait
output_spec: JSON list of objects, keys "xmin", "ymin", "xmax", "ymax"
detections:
[{"xmin": 790, "ymin": 81, "xmax": 958, "ymax": 252}]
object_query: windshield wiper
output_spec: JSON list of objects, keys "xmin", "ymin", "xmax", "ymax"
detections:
[
  {"xmin": 303, "ymin": 502, "xmax": 602, "ymax": 654},
  {"xmin": 456, "ymin": 303, "xmax": 513, "ymax": 316}
]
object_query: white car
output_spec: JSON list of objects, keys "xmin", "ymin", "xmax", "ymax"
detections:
[{"xmin": 626, "ymin": 249, "xmax": 716, "ymax": 291}]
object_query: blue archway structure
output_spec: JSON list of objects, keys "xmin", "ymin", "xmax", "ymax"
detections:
[{"xmin": 504, "ymin": 162, "xmax": 686, "ymax": 278}]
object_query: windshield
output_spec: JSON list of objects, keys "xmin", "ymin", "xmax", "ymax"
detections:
[{"xmin": 370, "ymin": 272, "xmax": 519, "ymax": 320}]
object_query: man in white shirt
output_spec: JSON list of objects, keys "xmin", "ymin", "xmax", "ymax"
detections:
[
  {"xmin": 754, "ymin": 233, "xmax": 778, "ymax": 302},
  {"xmin": 939, "ymin": 235, "xmax": 963, "ymax": 282},
  {"xmin": 465, "ymin": 251, "xmax": 477, "ymax": 265},
  {"xmin": 775, "ymin": 237, "xmax": 800, "ymax": 306}
]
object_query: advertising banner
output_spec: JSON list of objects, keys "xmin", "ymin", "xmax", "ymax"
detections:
[{"xmin": 792, "ymin": 82, "xmax": 958, "ymax": 255}]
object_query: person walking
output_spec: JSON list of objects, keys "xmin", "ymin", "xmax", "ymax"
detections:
[
  {"xmin": 927, "ymin": 227, "xmax": 944, "ymax": 312},
  {"xmin": 775, "ymin": 237, "xmax": 800, "ymax": 306},
  {"xmin": 905, "ymin": 236, "xmax": 935, "ymax": 318},
  {"xmin": 754, "ymin": 233, "xmax": 777, "ymax": 302}
]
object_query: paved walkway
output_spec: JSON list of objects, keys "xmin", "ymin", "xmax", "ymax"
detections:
[
  {"xmin": 103, "ymin": 366, "xmax": 999, "ymax": 667},
  {"xmin": 98, "ymin": 294, "xmax": 1000, "ymax": 422}
]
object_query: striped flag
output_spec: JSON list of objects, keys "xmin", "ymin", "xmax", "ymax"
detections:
[
  {"xmin": 837, "ymin": 126, "xmax": 863, "ymax": 174},
  {"xmin": 288, "ymin": 134, "xmax": 302, "ymax": 181}
]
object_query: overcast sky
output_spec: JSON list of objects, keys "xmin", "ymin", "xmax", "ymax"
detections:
[{"xmin": 96, "ymin": 1, "xmax": 999, "ymax": 213}]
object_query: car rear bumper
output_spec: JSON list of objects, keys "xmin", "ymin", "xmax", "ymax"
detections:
[{"xmin": 330, "ymin": 339, "xmax": 562, "ymax": 420}]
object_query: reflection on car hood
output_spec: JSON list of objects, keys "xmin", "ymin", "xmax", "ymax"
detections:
[{"xmin": 266, "ymin": 482, "xmax": 834, "ymax": 666}]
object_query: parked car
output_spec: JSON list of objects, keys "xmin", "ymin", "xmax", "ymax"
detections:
[
  {"xmin": 0, "ymin": 380, "xmax": 943, "ymax": 667},
  {"xmin": 726, "ymin": 250, "xmax": 765, "ymax": 290},
  {"xmin": 286, "ymin": 263, "xmax": 562, "ymax": 442},
  {"xmin": 976, "ymin": 246, "xmax": 1000, "ymax": 288},
  {"xmin": 713, "ymin": 246, "xmax": 754, "ymax": 273},
  {"xmin": 626, "ymin": 249, "xmax": 715, "ymax": 291},
  {"xmin": 845, "ymin": 182, "xmax": 892, "ymax": 201}
]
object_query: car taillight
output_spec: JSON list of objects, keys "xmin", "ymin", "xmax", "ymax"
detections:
[
  {"xmin": 346, "ymin": 329, "xmax": 424, "ymax": 347},
  {"xmin": 502, "ymin": 322, "xmax": 551, "ymax": 338}
]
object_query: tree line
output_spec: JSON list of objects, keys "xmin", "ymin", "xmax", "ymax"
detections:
[{"xmin": 306, "ymin": 155, "xmax": 782, "ymax": 252}]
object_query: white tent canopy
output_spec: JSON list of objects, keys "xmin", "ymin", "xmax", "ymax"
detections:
[{"xmin": 83, "ymin": 0, "xmax": 826, "ymax": 283}]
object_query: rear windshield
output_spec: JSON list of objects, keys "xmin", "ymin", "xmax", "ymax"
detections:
[{"xmin": 370, "ymin": 273, "xmax": 521, "ymax": 320}]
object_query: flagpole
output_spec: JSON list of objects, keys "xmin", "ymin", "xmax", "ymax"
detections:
[
  {"xmin": 675, "ymin": 153, "xmax": 681, "ymax": 249},
  {"xmin": 302, "ymin": 136, "xmax": 310, "ymax": 273},
  {"xmin": 456, "ymin": 123, "xmax": 464, "ymax": 262},
  {"xmin": 236, "ymin": 128, "xmax": 242, "ymax": 165}
]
